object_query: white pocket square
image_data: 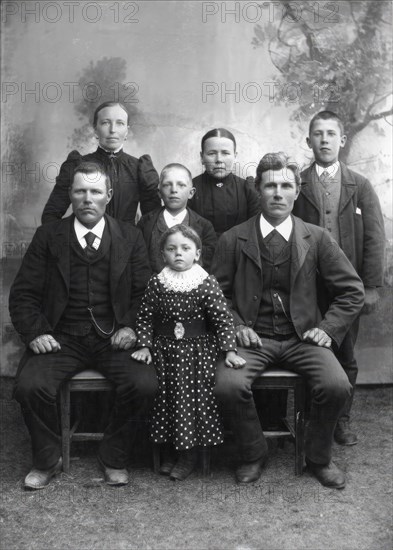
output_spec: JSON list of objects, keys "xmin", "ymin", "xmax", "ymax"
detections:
[{"xmin": 356, "ymin": 207, "xmax": 362, "ymax": 215}]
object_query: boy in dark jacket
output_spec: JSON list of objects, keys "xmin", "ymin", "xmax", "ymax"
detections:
[
  {"xmin": 138, "ymin": 163, "xmax": 217, "ymax": 273},
  {"xmin": 293, "ymin": 111, "xmax": 385, "ymax": 445}
]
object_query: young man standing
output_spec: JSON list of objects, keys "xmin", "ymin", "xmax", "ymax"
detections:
[{"xmin": 293, "ymin": 111, "xmax": 385, "ymax": 445}]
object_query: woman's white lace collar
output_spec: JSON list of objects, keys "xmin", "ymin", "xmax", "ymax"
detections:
[{"xmin": 158, "ymin": 264, "xmax": 209, "ymax": 292}]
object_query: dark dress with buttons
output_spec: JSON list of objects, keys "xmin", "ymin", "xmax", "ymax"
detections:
[
  {"xmin": 41, "ymin": 147, "xmax": 161, "ymax": 225},
  {"xmin": 189, "ymin": 172, "xmax": 260, "ymax": 237}
]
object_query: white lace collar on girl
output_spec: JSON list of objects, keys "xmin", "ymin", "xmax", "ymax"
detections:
[{"xmin": 157, "ymin": 264, "xmax": 209, "ymax": 293}]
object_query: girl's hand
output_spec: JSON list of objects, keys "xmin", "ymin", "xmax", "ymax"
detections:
[
  {"xmin": 131, "ymin": 347, "xmax": 152, "ymax": 365},
  {"xmin": 225, "ymin": 351, "xmax": 246, "ymax": 369}
]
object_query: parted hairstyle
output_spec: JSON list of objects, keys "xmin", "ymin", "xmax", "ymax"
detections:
[
  {"xmin": 159, "ymin": 224, "xmax": 202, "ymax": 252},
  {"xmin": 159, "ymin": 163, "xmax": 193, "ymax": 186},
  {"xmin": 93, "ymin": 101, "xmax": 129, "ymax": 127},
  {"xmin": 201, "ymin": 128, "xmax": 237, "ymax": 152},
  {"xmin": 72, "ymin": 161, "xmax": 112, "ymax": 192},
  {"xmin": 308, "ymin": 110, "xmax": 345, "ymax": 135},
  {"xmin": 255, "ymin": 152, "xmax": 301, "ymax": 187}
]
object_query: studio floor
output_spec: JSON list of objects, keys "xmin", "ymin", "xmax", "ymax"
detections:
[{"xmin": 0, "ymin": 385, "xmax": 392, "ymax": 550}]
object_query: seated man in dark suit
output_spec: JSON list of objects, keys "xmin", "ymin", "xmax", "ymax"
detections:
[
  {"xmin": 10, "ymin": 161, "xmax": 157, "ymax": 490},
  {"xmin": 137, "ymin": 163, "xmax": 217, "ymax": 272},
  {"xmin": 211, "ymin": 152, "xmax": 364, "ymax": 489}
]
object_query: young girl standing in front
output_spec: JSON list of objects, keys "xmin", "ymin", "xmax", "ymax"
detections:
[{"xmin": 132, "ymin": 224, "xmax": 245, "ymax": 480}]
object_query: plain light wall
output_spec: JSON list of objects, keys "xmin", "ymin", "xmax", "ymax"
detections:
[{"xmin": 1, "ymin": 1, "xmax": 392, "ymax": 379}]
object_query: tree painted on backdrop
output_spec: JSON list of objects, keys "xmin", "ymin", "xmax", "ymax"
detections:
[
  {"xmin": 252, "ymin": 1, "xmax": 393, "ymax": 163},
  {"xmin": 69, "ymin": 57, "xmax": 148, "ymax": 152}
]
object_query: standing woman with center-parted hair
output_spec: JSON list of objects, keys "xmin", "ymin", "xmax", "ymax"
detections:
[
  {"xmin": 188, "ymin": 128, "xmax": 261, "ymax": 237},
  {"xmin": 41, "ymin": 101, "xmax": 161, "ymax": 225}
]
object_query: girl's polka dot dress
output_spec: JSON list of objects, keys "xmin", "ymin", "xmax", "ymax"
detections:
[{"xmin": 135, "ymin": 265, "xmax": 237, "ymax": 450}]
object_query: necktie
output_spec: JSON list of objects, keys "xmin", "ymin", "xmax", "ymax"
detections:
[
  {"xmin": 319, "ymin": 170, "xmax": 330, "ymax": 184},
  {"xmin": 264, "ymin": 229, "xmax": 287, "ymax": 261},
  {"xmin": 84, "ymin": 232, "xmax": 97, "ymax": 259}
]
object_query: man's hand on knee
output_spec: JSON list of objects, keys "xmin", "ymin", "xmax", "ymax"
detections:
[
  {"xmin": 235, "ymin": 326, "xmax": 263, "ymax": 349},
  {"xmin": 29, "ymin": 334, "xmax": 61, "ymax": 354},
  {"xmin": 111, "ymin": 327, "xmax": 137, "ymax": 350},
  {"xmin": 302, "ymin": 328, "xmax": 332, "ymax": 348}
]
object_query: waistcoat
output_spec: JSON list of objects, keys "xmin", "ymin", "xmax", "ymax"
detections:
[
  {"xmin": 57, "ymin": 225, "xmax": 114, "ymax": 338},
  {"xmin": 254, "ymin": 226, "xmax": 295, "ymax": 337}
]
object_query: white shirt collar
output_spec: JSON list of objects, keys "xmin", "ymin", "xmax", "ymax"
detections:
[
  {"xmin": 259, "ymin": 214, "xmax": 293, "ymax": 241},
  {"xmin": 74, "ymin": 217, "xmax": 106, "ymax": 249},
  {"xmin": 315, "ymin": 161, "xmax": 339, "ymax": 178},
  {"xmin": 163, "ymin": 208, "xmax": 187, "ymax": 228}
]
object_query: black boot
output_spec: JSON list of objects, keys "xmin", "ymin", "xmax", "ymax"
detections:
[
  {"xmin": 159, "ymin": 444, "xmax": 178, "ymax": 476},
  {"xmin": 169, "ymin": 448, "xmax": 198, "ymax": 481},
  {"xmin": 334, "ymin": 418, "xmax": 358, "ymax": 446}
]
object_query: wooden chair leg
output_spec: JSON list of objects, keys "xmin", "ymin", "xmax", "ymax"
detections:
[
  {"xmin": 200, "ymin": 447, "xmax": 211, "ymax": 477},
  {"xmin": 152, "ymin": 444, "xmax": 161, "ymax": 474},
  {"xmin": 294, "ymin": 381, "xmax": 305, "ymax": 476},
  {"xmin": 59, "ymin": 382, "xmax": 71, "ymax": 474}
]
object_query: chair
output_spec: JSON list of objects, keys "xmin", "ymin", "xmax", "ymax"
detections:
[
  {"xmin": 155, "ymin": 368, "xmax": 306, "ymax": 477},
  {"xmin": 59, "ymin": 370, "xmax": 113, "ymax": 473},
  {"xmin": 252, "ymin": 369, "xmax": 306, "ymax": 475}
]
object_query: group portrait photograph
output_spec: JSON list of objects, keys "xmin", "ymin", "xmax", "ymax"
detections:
[{"xmin": 0, "ymin": 1, "xmax": 392, "ymax": 549}]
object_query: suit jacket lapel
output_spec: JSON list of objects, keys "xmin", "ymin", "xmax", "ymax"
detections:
[
  {"xmin": 143, "ymin": 208, "xmax": 161, "ymax": 247},
  {"xmin": 240, "ymin": 217, "xmax": 262, "ymax": 270},
  {"xmin": 187, "ymin": 207, "xmax": 201, "ymax": 230},
  {"xmin": 338, "ymin": 162, "xmax": 357, "ymax": 213},
  {"xmin": 290, "ymin": 216, "xmax": 311, "ymax": 290},
  {"xmin": 107, "ymin": 216, "xmax": 132, "ymax": 299},
  {"xmin": 48, "ymin": 216, "xmax": 72, "ymax": 291},
  {"xmin": 300, "ymin": 164, "xmax": 321, "ymax": 212}
]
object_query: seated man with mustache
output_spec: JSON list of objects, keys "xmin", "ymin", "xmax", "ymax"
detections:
[{"xmin": 10, "ymin": 161, "xmax": 157, "ymax": 489}]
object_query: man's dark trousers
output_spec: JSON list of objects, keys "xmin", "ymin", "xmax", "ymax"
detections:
[
  {"xmin": 214, "ymin": 336, "xmax": 352, "ymax": 464},
  {"xmin": 14, "ymin": 331, "xmax": 158, "ymax": 470}
]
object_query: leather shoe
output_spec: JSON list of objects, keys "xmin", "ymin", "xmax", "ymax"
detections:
[
  {"xmin": 159, "ymin": 446, "xmax": 178, "ymax": 476},
  {"xmin": 306, "ymin": 459, "xmax": 346, "ymax": 489},
  {"xmin": 24, "ymin": 457, "xmax": 62, "ymax": 490},
  {"xmin": 160, "ymin": 457, "xmax": 177, "ymax": 476},
  {"xmin": 334, "ymin": 419, "xmax": 358, "ymax": 446},
  {"xmin": 98, "ymin": 457, "xmax": 129, "ymax": 486},
  {"xmin": 170, "ymin": 449, "xmax": 198, "ymax": 481},
  {"xmin": 236, "ymin": 456, "xmax": 266, "ymax": 484}
]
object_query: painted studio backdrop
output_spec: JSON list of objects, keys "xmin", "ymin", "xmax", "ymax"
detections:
[{"xmin": 1, "ymin": 1, "xmax": 392, "ymax": 380}]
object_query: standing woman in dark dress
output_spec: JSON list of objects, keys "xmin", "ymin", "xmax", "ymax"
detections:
[
  {"xmin": 41, "ymin": 101, "xmax": 161, "ymax": 224},
  {"xmin": 188, "ymin": 128, "xmax": 260, "ymax": 237}
]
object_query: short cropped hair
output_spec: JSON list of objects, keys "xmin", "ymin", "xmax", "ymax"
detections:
[
  {"xmin": 72, "ymin": 161, "xmax": 111, "ymax": 192},
  {"xmin": 255, "ymin": 152, "xmax": 300, "ymax": 187},
  {"xmin": 309, "ymin": 110, "xmax": 345, "ymax": 135},
  {"xmin": 159, "ymin": 163, "xmax": 193, "ymax": 186},
  {"xmin": 201, "ymin": 128, "xmax": 237, "ymax": 152},
  {"xmin": 159, "ymin": 224, "xmax": 202, "ymax": 252},
  {"xmin": 93, "ymin": 101, "xmax": 129, "ymax": 127}
]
